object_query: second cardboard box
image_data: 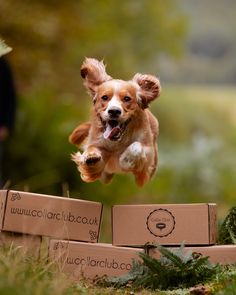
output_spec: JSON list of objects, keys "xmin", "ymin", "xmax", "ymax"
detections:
[
  {"xmin": 49, "ymin": 240, "xmax": 143, "ymax": 279},
  {"xmin": 112, "ymin": 204, "xmax": 217, "ymax": 246}
]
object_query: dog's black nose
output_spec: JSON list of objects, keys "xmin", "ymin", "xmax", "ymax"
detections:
[{"xmin": 108, "ymin": 108, "xmax": 122, "ymax": 118}]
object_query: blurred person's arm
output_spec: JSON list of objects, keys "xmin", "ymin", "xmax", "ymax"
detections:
[
  {"xmin": 0, "ymin": 126, "xmax": 9, "ymax": 141},
  {"xmin": 0, "ymin": 57, "xmax": 17, "ymax": 141}
]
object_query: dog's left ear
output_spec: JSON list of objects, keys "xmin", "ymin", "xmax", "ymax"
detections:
[
  {"xmin": 133, "ymin": 74, "xmax": 161, "ymax": 109},
  {"xmin": 81, "ymin": 58, "xmax": 112, "ymax": 97}
]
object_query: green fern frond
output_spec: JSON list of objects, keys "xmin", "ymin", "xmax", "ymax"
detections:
[
  {"xmin": 192, "ymin": 255, "xmax": 211, "ymax": 269},
  {"xmin": 229, "ymin": 229, "xmax": 236, "ymax": 244},
  {"xmin": 219, "ymin": 207, "xmax": 236, "ymax": 244},
  {"xmin": 140, "ymin": 252, "xmax": 165, "ymax": 273},
  {"xmin": 101, "ymin": 243, "xmax": 220, "ymax": 291},
  {"xmin": 175, "ymin": 242, "xmax": 193, "ymax": 263},
  {"xmin": 102, "ymin": 259, "xmax": 144, "ymax": 288},
  {"xmin": 157, "ymin": 245, "xmax": 186, "ymax": 270}
]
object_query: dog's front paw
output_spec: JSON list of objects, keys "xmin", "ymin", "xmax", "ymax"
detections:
[
  {"xmin": 84, "ymin": 153, "xmax": 102, "ymax": 166},
  {"xmin": 72, "ymin": 148, "xmax": 105, "ymax": 183},
  {"xmin": 71, "ymin": 151, "xmax": 82, "ymax": 165},
  {"xmin": 120, "ymin": 142, "xmax": 146, "ymax": 171},
  {"xmin": 72, "ymin": 150, "xmax": 102, "ymax": 166}
]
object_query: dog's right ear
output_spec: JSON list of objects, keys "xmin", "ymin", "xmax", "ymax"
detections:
[{"xmin": 81, "ymin": 58, "xmax": 112, "ymax": 97}]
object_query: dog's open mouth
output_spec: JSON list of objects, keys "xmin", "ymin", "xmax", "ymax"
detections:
[{"xmin": 103, "ymin": 120, "xmax": 128, "ymax": 141}]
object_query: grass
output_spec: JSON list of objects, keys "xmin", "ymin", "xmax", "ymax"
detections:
[
  {"xmin": 0, "ymin": 244, "xmax": 155, "ymax": 295},
  {"xmin": 0, "ymin": 245, "xmax": 70, "ymax": 295},
  {"xmin": 1, "ymin": 243, "xmax": 236, "ymax": 295}
]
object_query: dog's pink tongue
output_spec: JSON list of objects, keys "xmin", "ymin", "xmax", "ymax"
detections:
[{"xmin": 104, "ymin": 125, "xmax": 121, "ymax": 139}]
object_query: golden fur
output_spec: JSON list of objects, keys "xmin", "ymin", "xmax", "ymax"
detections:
[{"xmin": 69, "ymin": 58, "xmax": 161, "ymax": 186}]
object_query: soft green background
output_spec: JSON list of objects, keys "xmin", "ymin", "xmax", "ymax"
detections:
[
  {"xmin": 1, "ymin": 1, "xmax": 236, "ymax": 294},
  {"xmin": 1, "ymin": 0, "xmax": 236, "ymax": 241}
]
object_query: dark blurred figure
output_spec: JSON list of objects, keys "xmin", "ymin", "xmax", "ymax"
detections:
[{"xmin": 0, "ymin": 57, "xmax": 17, "ymax": 187}]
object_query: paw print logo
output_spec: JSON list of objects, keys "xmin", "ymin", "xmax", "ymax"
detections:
[
  {"xmin": 89, "ymin": 230, "xmax": 98, "ymax": 241},
  {"xmin": 53, "ymin": 242, "xmax": 60, "ymax": 250},
  {"xmin": 53, "ymin": 242, "xmax": 67, "ymax": 251},
  {"xmin": 11, "ymin": 192, "xmax": 21, "ymax": 201}
]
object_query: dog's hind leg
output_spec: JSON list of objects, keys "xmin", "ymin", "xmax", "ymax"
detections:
[
  {"xmin": 69, "ymin": 122, "xmax": 91, "ymax": 147},
  {"xmin": 119, "ymin": 142, "xmax": 156, "ymax": 186},
  {"xmin": 134, "ymin": 171, "xmax": 150, "ymax": 187}
]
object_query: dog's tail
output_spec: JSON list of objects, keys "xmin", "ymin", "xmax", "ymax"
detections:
[
  {"xmin": 148, "ymin": 110, "xmax": 159, "ymax": 178},
  {"xmin": 69, "ymin": 122, "xmax": 91, "ymax": 147}
]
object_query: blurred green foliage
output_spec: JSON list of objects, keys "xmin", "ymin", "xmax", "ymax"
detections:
[{"xmin": 0, "ymin": 0, "xmax": 186, "ymax": 94}]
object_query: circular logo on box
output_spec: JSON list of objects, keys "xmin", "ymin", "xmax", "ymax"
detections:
[{"xmin": 146, "ymin": 208, "xmax": 176, "ymax": 237}]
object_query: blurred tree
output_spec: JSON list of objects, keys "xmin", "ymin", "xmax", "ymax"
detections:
[
  {"xmin": 0, "ymin": 0, "xmax": 186, "ymax": 96},
  {"xmin": 160, "ymin": 0, "xmax": 236, "ymax": 84}
]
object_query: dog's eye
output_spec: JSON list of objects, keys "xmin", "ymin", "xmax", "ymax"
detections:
[
  {"xmin": 123, "ymin": 96, "xmax": 131, "ymax": 102},
  {"xmin": 101, "ymin": 95, "xmax": 109, "ymax": 101}
]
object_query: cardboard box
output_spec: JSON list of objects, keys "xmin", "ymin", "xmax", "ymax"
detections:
[
  {"xmin": 49, "ymin": 240, "xmax": 143, "ymax": 280},
  {"xmin": 0, "ymin": 190, "xmax": 103, "ymax": 242},
  {"xmin": 0, "ymin": 231, "xmax": 41, "ymax": 256},
  {"xmin": 112, "ymin": 204, "xmax": 217, "ymax": 246},
  {"xmin": 148, "ymin": 245, "xmax": 236, "ymax": 265}
]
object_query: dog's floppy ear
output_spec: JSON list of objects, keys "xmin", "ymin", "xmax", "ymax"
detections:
[
  {"xmin": 81, "ymin": 58, "xmax": 112, "ymax": 97},
  {"xmin": 133, "ymin": 73, "xmax": 161, "ymax": 109}
]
